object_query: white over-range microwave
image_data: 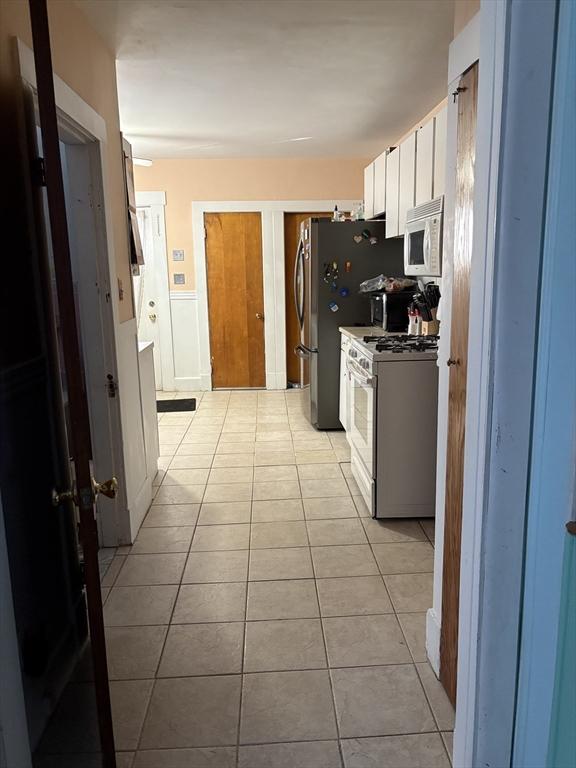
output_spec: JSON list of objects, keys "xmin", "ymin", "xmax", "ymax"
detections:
[{"xmin": 403, "ymin": 195, "xmax": 443, "ymax": 277}]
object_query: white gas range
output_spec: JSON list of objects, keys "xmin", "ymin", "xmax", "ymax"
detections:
[{"xmin": 346, "ymin": 334, "xmax": 439, "ymax": 518}]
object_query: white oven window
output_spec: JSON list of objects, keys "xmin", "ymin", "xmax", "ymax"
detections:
[{"xmin": 349, "ymin": 368, "xmax": 375, "ymax": 476}]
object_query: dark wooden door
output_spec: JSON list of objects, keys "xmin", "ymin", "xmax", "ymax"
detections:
[
  {"xmin": 205, "ymin": 212, "xmax": 266, "ymax": 388},
  {"xmin": 28, "ymin": 1, "xmax": 116, "ymax": 763},
  {"xmin": 440, "ymin": 62, "xmax": 479, "ymax": 706},
  {"xmin": 284, "ymin": 212, "xmax": 329, "ymax": 385}
]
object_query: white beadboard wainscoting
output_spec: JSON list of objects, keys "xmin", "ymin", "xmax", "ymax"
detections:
[{"xmin": 169, "ymin": 291, "xmax": 205, "ymax": 390}]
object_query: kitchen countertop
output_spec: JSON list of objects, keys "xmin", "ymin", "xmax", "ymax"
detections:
[{"xmin": 339, "ymin": 326, "xmax": 384, "ymax": 340}]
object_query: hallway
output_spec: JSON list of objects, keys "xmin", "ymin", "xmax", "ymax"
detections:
[{"xmin": 100, "ymin": 389, "xmax": 454, "ymax": 767}]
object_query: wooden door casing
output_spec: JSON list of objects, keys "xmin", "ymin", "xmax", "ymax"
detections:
[
  {"xmin": 205, "ymin": 212, "xmax": 265, "ymax": 388},
  {"xmin": 440, "ymin": 62, "xmax": 479, "ymax": 706},
  {"xmin": 284, "ymin": 212, "xmax": 329, "ymax": 385}
]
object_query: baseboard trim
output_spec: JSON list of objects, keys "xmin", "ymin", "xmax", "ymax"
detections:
[
  {"xmin": 426, "ymin": 607, "xmax": 441, "ymax": 675},
  {"xmin": 127, "ymin": 477, "xmax": 152, "ymax": 544},
  {"xmin": 173, "ymin": 376, "xmax": 203, "ymax": 391}
]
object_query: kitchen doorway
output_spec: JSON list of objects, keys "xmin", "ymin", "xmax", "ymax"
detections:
[
  {"xmin": 284, "ymin": 212, "xmax": 330, "ymax": 387},
  {"xmin": 205, "ymin": 212, "xmax": 266, "ymax": 388}
]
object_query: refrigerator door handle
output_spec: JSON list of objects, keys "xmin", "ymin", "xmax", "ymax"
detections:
[
  {"xmin": 295, "ymin": 343, "xmax": 317, "ymax": 359},
  {"xmin": 294, "ymin": 238, "xmax": 304, "ymax": 329}
]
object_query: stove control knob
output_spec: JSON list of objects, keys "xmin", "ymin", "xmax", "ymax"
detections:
[
  {"xmin": 350, "ymin": 349, "xmax": 357, "ymax": 359},
  {"xmin": 360, "ymin": 359, "xmax": 368, "ymax": 369}
]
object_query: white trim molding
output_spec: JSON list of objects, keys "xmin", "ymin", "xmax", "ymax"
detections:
[
  {"xmin": 192, "ymin": 200, "xmax": 360, "ymax": 390},
  {"xmin": 453, "ymin": 1, "xmax": 561, "ymax": 766},
  {"xmin": 136, "ymin": 190, "xmax": 166, "ymax": 206},
  {"xmin": 170, "ymin": 291, "xmax": 197, "ymax": 300}
]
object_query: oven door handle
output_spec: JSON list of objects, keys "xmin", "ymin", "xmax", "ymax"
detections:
[{"xmin": 347, "ymin": 360, "xmax": 375, "ymax": 388}]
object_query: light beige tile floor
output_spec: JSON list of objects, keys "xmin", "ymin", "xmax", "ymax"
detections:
[{"xmin": 96, "ymin": 389, "xmax": 452, "ymax": 767}]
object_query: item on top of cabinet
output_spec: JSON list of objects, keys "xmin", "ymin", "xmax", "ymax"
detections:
[
  {"xmin": 351, "ymin": 202, "xmax": 364, "ymax": 221},
  {"xmin": 332, "ymin": 205, "xmax": 345, "ymax": 222}
]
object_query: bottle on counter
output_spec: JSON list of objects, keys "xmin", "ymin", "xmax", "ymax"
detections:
[{"xmin": 332, "ymin": 205, "xmax": 340, "ymax": 222}]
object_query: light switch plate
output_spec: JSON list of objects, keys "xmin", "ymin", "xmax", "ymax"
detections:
[
  {"xmin": 172, "ymin": 249, "xmax": 185, "ymax": 261},
  {"xmin": 173, "ymin": 273, "xmax": 185, "ymax": 285}
]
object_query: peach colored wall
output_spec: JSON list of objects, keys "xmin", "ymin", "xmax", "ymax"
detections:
[
  {"xmin": 134, "ymin": 157, "xmax": 367, "ymax": 290},
  {"xmin": 453, "ymin": 0, "xmax": 480, "ymax": 36},
  {"xmin": 1, "ymin": 0, "xmax": 134, "ymax": 322}
]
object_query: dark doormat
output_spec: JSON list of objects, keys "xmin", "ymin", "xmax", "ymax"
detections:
[{"xmin": 157, "ymin": 398, "xmax": 196, "ymax": 412}]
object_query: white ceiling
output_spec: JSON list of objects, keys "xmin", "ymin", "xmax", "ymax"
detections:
[{"xmin": 77, "ymin": 0, "xmax": 454, "ymax": 159}]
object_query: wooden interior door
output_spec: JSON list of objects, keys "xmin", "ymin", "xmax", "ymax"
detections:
[
  {"xmin": 29, "ymin": 0, "xmax": 116, "ymax": 763},
  {"xmin": 284, "ymin": 212, "xmax": 330, "ymax": 385},
  {"xmin": 440, "ymin": 61, "xmax": 479, "ymax": 706},
  {"xmin": 205, "ymin": 212, "xmax": 265, "ymax": 388}
]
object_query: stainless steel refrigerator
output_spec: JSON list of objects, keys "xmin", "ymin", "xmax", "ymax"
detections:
[{"xmin": 294, "ymin": 218, "xmax": 404, "ymax": 429}]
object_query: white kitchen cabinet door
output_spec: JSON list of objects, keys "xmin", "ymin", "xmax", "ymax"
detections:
[
  {"xmin": 385, "ymin": 148, "xmax": 400, "ymax": 238},
  {"xmin": 416, "ymin": 119, "xmax": 434, "ymax": 205},
  {"xmin": 398, "ymin": 132, "xmax": 417, "ymax": 233},
  {"xmin": 373, "ymin": 151, "xmax": 386, "ymax": 216},
  {"xmin": 433, "ymin": 105, "xmax": 447, "ymax": 199},
  {"xmin": 364, "ymin": 163, "xmax": 375, "ymax": 219}
]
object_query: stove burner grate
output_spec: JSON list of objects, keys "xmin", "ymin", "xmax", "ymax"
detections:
[{"xmin": 362, "ymin": 334, "xmax": 439, "ymax": 353}]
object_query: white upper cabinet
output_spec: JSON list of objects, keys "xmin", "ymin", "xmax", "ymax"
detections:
[
  {"xmin": 385, "ymin": 147, "xmax": 400, "ymax": 238},
  {"xmin": 398, "ymin": 131, "xmax": 416, "ymax": 233},
  {"xmin": 364, "ymin": 163, "xmax": 375, "ymax": 219},
  {"xmin": 416, "ymin": 119, "xmax": 434, "ymax": 206},
  {"xmin": 368, "ymin": 100, "xmax": 447, "ymax": 236},
  {"xmin": 433, "ymin": 105, "xmax": 447, "ymax": 199},
  {"xmin": 373, "ymin": 151, "xmax": 386, "ymax": 216}
]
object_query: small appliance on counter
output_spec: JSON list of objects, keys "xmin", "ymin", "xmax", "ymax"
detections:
[{"xmin": 369, "ymin": 291, "xmax": 414, "ymax": 332}]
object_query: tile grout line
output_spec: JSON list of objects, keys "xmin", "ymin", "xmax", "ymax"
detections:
[
  {"xmin": 133, "ymin": 410, "xmax": 199, "ymax": 757},
  {"xmin": 300, "ymin": 444, "xmax": 346, "ymax": 768}
]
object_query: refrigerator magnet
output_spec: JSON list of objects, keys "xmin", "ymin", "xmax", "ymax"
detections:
[
  {"xmin": 329, "ymin": 301, "xmax": 339, "ymax": 312},
  {"xmin": 339, "ymin": 287, "xmax": 350, "ymax": 297}
]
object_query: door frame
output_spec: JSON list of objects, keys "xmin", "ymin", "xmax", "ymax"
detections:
[
  {"xmin": 135, "ymin": 190, "xmax": 175, "ymax": 390},
  {"xmin": 446, "ymin": 1, "xmax": 563, "ymax": 767},
  {"xmin": 192, "ymin": 200, "xmax": 359, "ymax": 390},
  {"xmin": 16, "ymin": 38, "xmax": 129, "ymax": 545}
]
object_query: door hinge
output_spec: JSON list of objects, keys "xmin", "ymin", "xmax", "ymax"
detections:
[
  {"xmin": 204, "ymin": 226, "xmax": 207, "ymax": 239},
  {"xmin": 106, "ymin": 373, "xmax": 118, "ymax": 398},
  {"xmin": 33, "ymin": 157, "xmax": 47, "ymax": 187}
]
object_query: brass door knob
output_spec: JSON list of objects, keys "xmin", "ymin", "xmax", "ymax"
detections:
[
  {"xmin": 93, "ymin": 477, "xmax": 119, "ymax": 499},
  {"xmin": 149, "ymin": 313, "xmax": 157, "ymax": 322},
  {"xmin": 52, "ymin": 487, "xmax": 76, "ymax": 507},
  {"xmin": 447, "ymin": 358, "xmax": 460, "ymax": 366},
  {"xmin": 256, "ymin": 313, "xmax": 264, "ymax": 320}
]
